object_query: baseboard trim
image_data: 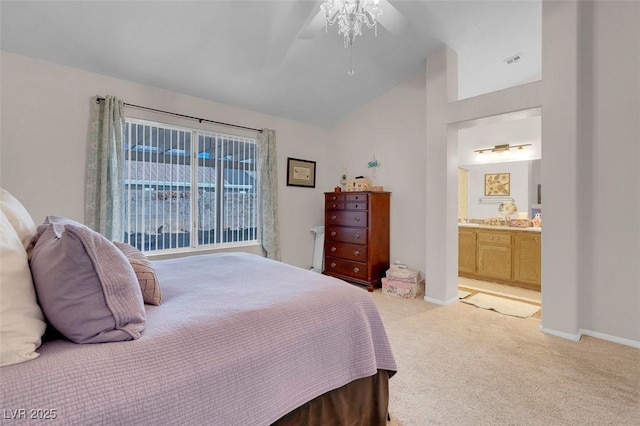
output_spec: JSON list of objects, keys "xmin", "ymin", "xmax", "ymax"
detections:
[
  {"xmin": 424, "ymin": 295, "xmax": 459, "ymax": 306},
  {"xmin": 580, "ymin": 329, "xmax": 640, "ymax": 349},
  {"xmin": 539, "ymin": 326, "xmax": 640, "ymax": 348},
  {"xmin": 539, "ymin": 326, "xmax": 581, "ymax": 341}
]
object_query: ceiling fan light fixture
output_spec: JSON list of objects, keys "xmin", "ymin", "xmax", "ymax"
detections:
[{"xmin": 322, "ymin": 0, "xmax": 383, "ymax": 75}]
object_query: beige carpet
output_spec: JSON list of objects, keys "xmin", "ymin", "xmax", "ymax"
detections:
[
  {"xmin": 461, "ymin": 293, "xmax": 540, "ymax": 318},
  {"xmin": 388, "ymin": 413, "xmax": 403, "ymax": 426},
  {"xmin": 372, "ymin": 291, "xmax": 640, "ymax": 426}
]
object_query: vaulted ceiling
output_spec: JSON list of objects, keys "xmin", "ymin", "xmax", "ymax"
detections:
[{"xmin": 1, "ymin": 1, "xmax": 541, "ymax": 127}]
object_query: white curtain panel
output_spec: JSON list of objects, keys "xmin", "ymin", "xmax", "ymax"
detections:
[{"xmin": 85, "ymin": 95, "xmax": 125, "ymax": 241}]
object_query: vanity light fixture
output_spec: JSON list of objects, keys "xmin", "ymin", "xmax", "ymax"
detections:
[{"xmin": 474, "ymin": 143, "xmax": 532, "ymax": 154}]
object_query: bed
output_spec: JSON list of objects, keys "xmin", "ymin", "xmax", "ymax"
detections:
[{"xmin": 0, "ymin": 197, "xmax": 397, "ymax": 426}]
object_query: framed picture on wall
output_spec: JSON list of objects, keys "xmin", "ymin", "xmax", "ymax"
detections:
[
  {"xmin": 286, "ymin": 157, "xmax": 316, "ymax": 188},
  {"xmin": 484, "ymin": 173, "xmax": 511, "ymax": 196}
]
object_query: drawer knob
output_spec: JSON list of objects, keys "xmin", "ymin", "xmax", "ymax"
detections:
[
  {"xmin": 330, "ymin": 263, "xmax": 337, "ymax": 268},
  {"xmin": 332, "ymin": 196, "xmax": 337, "ymax": 200},
  {"xmin": 331, "ymin": 215, "xmax": 337, "ymax": 221},
  {"xmin": 330, "ymin": 247, "xmax": 337, "ymax": 253},
  {"xmin": 354, "ymin": 250, "xmax": 360, "ymax": 256},
  {"xmin": 332, "ymin": 204, "xmax": 337, "ymax": 208},
  {"xmin": 353, "ymin": 267, "xmax": 360, "ymax": 273},
  {"xmin": 331, "ymin": 231, "xmax": 337, "ymax": 237},
  {"xmin": 354, "ymin": 234, "xmax": 360, "ymax": 239},
  {"xmin": 354, "ymin": 216, "xmax": 360, "ymax": 222},
  {"xmin": 355, "ymin": 204, "xmax": 359, "ymax": 208}
]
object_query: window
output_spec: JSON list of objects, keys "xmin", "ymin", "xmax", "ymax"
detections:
[{"xmin": 123, "ymin": 118, "xmax": 258, "ymax": 252}]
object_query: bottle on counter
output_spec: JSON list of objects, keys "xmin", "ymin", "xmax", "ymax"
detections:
[{"xmin": 532, "ymin": 213, "xmax": 542, "ymax": 227}]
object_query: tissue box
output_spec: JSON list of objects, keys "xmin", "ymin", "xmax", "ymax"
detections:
[
  {"xmin": 382, "ymin": 278, "xmax": 425, "ymax": 299},
  {"xmin": 344, "ymin": 178, "xmax": 372, "ymax": 192}
]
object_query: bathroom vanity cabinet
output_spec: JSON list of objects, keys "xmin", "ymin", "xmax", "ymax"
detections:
[
  {"xmin": 476, "ymin": 230, "xmax": 513, "ymax": 281},
  {"xmin": 458, "ymin": 228, "xmax": 477, "ymax": 274},
  {"xmin": 458, "ymin": 225, "xmax": 541, "ymax": 290},
  {"xmin": 513, "ymin": 232, "xmax": 542, "ymax": 286}
]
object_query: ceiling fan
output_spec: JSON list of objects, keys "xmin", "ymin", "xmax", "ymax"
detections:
[
  {"xmin": 299, "ymin": 0, "xmax": 409, "ymax": 41},
  {"xmin": 259, "ymin": 0, "xmax": 408, "ymax": 70}
]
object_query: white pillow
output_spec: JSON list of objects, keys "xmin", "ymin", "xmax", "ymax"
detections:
[
  {"xmin": 0, "ymin": 210, "xmax": 46, "ymax": 366},
  {"xmin": 0, "ymin": 188, "xmax": 37, "ymax": 252}
]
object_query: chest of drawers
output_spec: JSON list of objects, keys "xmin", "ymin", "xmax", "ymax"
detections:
[{"xmin": 323, "ymin": 191, "xmax": 390, "ymax": 292}]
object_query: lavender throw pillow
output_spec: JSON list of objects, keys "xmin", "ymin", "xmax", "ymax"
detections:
[{"xmin": 30, "ymin": 217, "xmax": 146, "ymax": 344}]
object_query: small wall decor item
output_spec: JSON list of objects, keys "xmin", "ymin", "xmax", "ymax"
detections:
[
  {"xmin": 287, "ymin": 157, "xmax": 316, "ymax": 188},
  {"xmin": 367, "ymin": 154, "xmax": 381, "ymax": 178},
  {"xmin": 484, "ymin": 173, "xmax": 511, "ymax": 196}
]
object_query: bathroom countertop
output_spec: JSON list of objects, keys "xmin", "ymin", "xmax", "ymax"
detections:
[{"xmin": 458, "ymin": 223, "xmax": 541, "ymax": 232}]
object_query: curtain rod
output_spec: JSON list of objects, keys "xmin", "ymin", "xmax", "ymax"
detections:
[{"xmin": 96, "ymin": 97, "xmax": 262, "ymax": 133}]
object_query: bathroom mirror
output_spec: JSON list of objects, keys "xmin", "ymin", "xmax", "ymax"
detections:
[{"xmin": 460, "ymin": 159, "xmax": 541, "ymax": 220}]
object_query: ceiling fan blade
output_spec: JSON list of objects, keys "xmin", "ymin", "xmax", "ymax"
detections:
[
  {"xmin": 377, "ymin": 0, "xmax": 408, "ymax": 35},
  {"xmin": 299, "ymin": 9, "xmax": 325, "ymax": 40},
  {"xmin": 262, "ymin": 1, "xmax": 322, "ymax": 67}
]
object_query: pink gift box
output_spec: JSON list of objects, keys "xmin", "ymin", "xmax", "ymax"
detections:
[{"xmin": 381, "ymin": 278, "xmax": 425, "ymax": 299}]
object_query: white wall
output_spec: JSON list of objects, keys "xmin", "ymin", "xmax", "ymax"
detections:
[
  {"xmin": 0, "ymin": 52, "xmax": 329, "ymax": 269},
  {"xmin": 327, "ymin": 72, "xmax": 427, "ymax": 275},
  {"xmin": 581, "ymin": 1, "xmax": 640, "ymax": 343},
  {"xmin": 464, "ymin": 161, "xmax": 531, "ymax": 219},
  {"xmin": 539, "ymin": 0, "xmax": 581, "ymax": 339}
]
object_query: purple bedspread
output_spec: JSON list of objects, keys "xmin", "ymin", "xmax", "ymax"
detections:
[{"xmin": 0, "ymin": 253, "xmax": 396, "ymax": 425}]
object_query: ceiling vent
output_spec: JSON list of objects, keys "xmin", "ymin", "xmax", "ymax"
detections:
[{"xmin": 504, "ymin": 52, "xmax": 522, "ymax": 65}]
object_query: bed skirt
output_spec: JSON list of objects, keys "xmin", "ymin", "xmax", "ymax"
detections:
[{"xmin": 272, "ymin": 369, "xmax": 391, "ymax": 426}]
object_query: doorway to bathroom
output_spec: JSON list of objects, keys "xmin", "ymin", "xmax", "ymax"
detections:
[{"xmin": 455, "ymin": 108, "xmax": 542, "ymax": 317}]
